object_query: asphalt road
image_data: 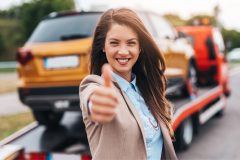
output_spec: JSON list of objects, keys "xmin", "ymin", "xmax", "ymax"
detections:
[
  {"xmin": 0, "ymin": 92, "xmax": 29, "ymax": 115},
  {"xmin": 0, "ymin": 72, "xmax": 29, "ymax": 115},
  {"xmin": 177, "ymin": 69, "xmax": 240, "ymax": 160}
]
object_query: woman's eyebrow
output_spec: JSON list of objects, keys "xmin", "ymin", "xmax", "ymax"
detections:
[
  {"xmin": 108, "ymin": 38, "xmax": 138, "ymax": 41},
  {"xmin": 108, "ymin": 38, "xmax": 120, "ymax": 41},
  {"xmin": 127, "ymin": 38, "xmax": 138, "ymax": 41}
]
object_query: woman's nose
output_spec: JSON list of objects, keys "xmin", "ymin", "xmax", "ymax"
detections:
[{"xmin": 117, "ymin": 48, "xmax": 129, "ymax": 55}]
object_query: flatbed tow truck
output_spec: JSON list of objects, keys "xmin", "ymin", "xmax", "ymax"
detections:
[
  {"xmin": 0, "ymin": 85, "xmax": 227, "ymax": 159},
  {"xmin": 0, "ymin": 25, "xmax": 231, "ymax": 159}
]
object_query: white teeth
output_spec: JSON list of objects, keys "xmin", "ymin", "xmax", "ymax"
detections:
[{"xmin": 117, "ymin": 58, "xmax": 129, "ymax": 63}]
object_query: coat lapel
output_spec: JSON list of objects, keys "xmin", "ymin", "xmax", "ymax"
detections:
[
  {"xmin": 159, "ymin": 120, "xmax": 178, "ymax": 160},
  {"xmin": 113, "ymin": 81, "xmax": 147, "ymax": 150},
  {"xmin": 112, "ymin": 80, "xmax": 177, "ymax": 160}
]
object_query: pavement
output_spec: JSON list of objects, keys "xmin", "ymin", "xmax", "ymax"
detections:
[
  {"xmin": 0, "ymin": 92, "xmax": 30, "ymax": 115},
  {"xmin": 0, "ymin": 72, "xmax": 29, "ymax": 115}
]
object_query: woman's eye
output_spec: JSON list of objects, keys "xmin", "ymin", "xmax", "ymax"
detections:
[
  {"xmin": 128, "ymin": 42, "xmax": 136, "ymax": 46},
  {"xmin": 110, "ymin": 42, "xmax": 118, "ymax": 45}
]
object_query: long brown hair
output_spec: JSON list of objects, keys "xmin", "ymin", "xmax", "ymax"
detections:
[{"xmin": 90, "ymin": 8, "xmax": 174, "ymax": 138}]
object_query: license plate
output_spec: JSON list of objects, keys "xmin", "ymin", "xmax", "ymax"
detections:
[{"xmin": 44, "ymin": 55, "xmax": 79, "ymax": 69}]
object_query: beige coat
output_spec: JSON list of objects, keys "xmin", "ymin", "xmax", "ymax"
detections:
[{"xmin": 79, "ymin": 75, "xmax": 178, "ymax": 160}]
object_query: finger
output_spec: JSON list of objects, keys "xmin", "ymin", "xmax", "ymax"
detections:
[
  {"xmin": 91, "ymin": 104, "xmax": 116, "ymax": 115},
  {"xmin": 91, "ymin": 113, "xmax": 115, "ymax": 124},
  {"xmin": 102, "ymin": 64, "xmax": 113, "ymax": 88},
  {"xmin": 90, "ymin": 95, "xmax": 118, "ymax": 108},
  {"xmin": 93, "ymin": 88, "xmax": 119, "ymax": 102}
]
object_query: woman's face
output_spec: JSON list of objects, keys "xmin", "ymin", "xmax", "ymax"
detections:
[{"xmin": 104, "ymin": 23, "xmax": 140, "ymax": 81}]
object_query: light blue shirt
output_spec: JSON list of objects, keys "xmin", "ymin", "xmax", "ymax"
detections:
[{"xmin": 112, "ymin": 72, "xmax": 163, "ymax": 160}]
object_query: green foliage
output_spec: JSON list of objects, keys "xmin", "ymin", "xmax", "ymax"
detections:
[
  {"xmin": 164, "ymin": 14, "xmax": 187, "ymax": 27},
  {"xmin": 0, "ymin": 112, "xmax": 34, "ymax": 140},
  {"xmin": 0, "ymin": 34, "xmax": 6, "ymax": 52},
  {"xmin": 0, "ymin": 0, "xmax": 74, "ymax": 61},
  {"xmin": 18, "ymin": 0, "xmax": 74, "ymax": 40},
  {"xmin": 0, "ymin": 18, "xmax": 23, "ymax": 61},
  {"xmin": 222, "ymin": 28, "xmax": 240, "ymax": 51}
]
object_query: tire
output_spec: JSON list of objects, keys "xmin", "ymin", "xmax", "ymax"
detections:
[
  {"xmin": 174, "ymin": 117, "xmax": 194, "ymax": 151},
  {"xmin": 33, "ymin": 110, "xmax": 64, "ymax": 127},
  {"xmin": 181, "ymin": 60, "xmax": 198, "ymax": 98}
]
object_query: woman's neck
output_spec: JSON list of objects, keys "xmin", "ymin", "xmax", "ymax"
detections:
[{"xmin": 113, "ymin": 71, "xmax": 132, "ymax": 82}]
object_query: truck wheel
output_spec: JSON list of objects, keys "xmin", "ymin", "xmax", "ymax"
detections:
[
  {"xmin": 33, "ymin": 110, "xmax": 63, "ymax": 127},
  {"xmin": 181, "ymin": 61, "xmax": 198, "ymax": 98},
  {"xmin": 175, "ymin": 117, "xmax": 193, "ymax": 150}
]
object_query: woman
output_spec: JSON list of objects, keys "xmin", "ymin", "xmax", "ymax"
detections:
[{"xmin": 79, "ymin": 8, "xmax": 177, "ymax": 160}]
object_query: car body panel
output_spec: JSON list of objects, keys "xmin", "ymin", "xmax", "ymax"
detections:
[
  {"xmin": 18, "ymin": 38, "xmax": 92, "ymax": 88},
  {"xmin": 17, "ymin": 10, "xmax": 195, "ymax": 113}
]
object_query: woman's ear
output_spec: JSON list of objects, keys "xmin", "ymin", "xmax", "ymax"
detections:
[{"xmin": 103, "ymin": 48, "xmax": 105, "ymax": 53}]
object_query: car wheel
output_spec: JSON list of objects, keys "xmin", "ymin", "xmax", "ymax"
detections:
[
  {"xmin": 181, "ymin": 60, "xmax": 198, "ymax": 98},
  {"xmin": 33, "ymin": 110, "xmax": 63, "ymax": 127},
  {"xmin": 174, "ymin": 117, "xmax": 194, "ymax": 150}
]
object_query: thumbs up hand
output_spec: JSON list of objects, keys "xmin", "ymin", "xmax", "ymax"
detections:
[{"xmin": 89, "ymin": 64, "xmax": 119, "ymax": 124}]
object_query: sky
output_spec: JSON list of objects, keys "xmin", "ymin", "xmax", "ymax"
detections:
[{"xmin": 0, "ymin": 0, "xmax": 240, "ymax": 31}]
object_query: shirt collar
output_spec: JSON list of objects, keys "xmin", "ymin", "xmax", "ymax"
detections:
[{"xmin": 111, "ymin": 72, "xmax": 137, "ymax": 92}]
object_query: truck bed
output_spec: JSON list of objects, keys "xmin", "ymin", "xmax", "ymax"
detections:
[{"xmin": 1, "ymin": 86, "xmax": 225, "ymax": 155}]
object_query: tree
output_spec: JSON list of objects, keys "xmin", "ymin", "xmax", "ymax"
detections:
[
  {"xmin": 222, "ymin": 29, "xmax": 240, "ymax": 51},
  {"xmin": 0, "ymin": 34, "xmax": 6, "ymax": 54},
  {"xmin": 164, "ymin": 14, "xmax": 187, "ymax": 27},
  {"xmin": 0, "ymin": 0, "xmax": 74, "ymax": 61},
  {"xmin": 18, "ymin": 0, "xmax": 74, "ymax": 40}
]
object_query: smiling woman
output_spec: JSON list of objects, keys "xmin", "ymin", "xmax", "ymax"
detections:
[{"xmin": 79, "ymin": 7, "xmax": 178, "ymax": 160}]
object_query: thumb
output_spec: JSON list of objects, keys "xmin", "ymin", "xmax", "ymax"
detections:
[{"xmin": 102, "ymin": 64, "xmax": 113, "ymax": 88}]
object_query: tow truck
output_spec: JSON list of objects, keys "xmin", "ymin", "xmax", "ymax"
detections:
[
  {"xmin": 0, "ymin": 86, "xmax": 227, "ymax": 159},
  {"xmin": 0, "ymin": 26, "xmax": 231, "ymax": 159}
]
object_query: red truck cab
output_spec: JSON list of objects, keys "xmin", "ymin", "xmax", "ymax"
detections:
[{"xmin": 176, "ymin": 26, "xmax": 231, "ymax": 96}]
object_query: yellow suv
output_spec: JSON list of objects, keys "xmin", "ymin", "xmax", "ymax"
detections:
[{"xmin": 17, "ymin": 11, "xmax": 195, "ymax": 126}]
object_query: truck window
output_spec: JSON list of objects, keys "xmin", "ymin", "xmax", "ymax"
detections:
[
  {"xmin": 212, "ymin": 29, "xmax": 225, "ymax": 54},
  {"xmin": 27, "ymin": 14, "xmax": 101, "ymax": 43}
]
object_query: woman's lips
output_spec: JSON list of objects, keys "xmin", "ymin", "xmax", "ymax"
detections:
[{"xmin": 116, "ymin": 58, "xmax": 130, "ymax": 65}]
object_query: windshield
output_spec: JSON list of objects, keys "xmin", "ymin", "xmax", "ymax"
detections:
[{"xmin": 27, "ymin": 13, "xmax": 101, "ymax": 43}]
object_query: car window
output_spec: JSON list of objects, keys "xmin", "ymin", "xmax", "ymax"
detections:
[
  {"xmin": 28, "ymin": 13, "xmax": 101, "ymax": 43},
  {"xmin": 212, "ymin": 28, "xmax": 225, "ymax": 54},
  {"xmin": 148, "ymin": 13, "xmax": 176, "ymax": 39}
]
